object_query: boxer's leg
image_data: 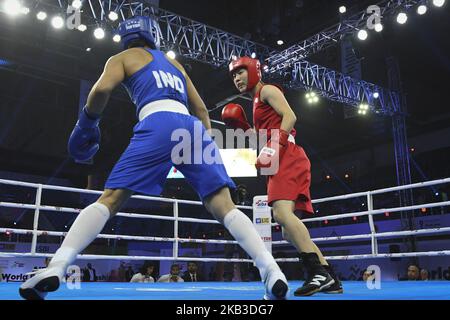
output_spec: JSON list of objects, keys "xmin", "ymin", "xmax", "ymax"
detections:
[
  {"xmin": 203, "ymin": 187, "xmax": 288, "ymax": 299},
  {"xmin": 272, "ymin": 200, "xmax": 334, "ymax": 296},
  {"xmin": 19, "ymin": 189, "xmax": 132, "ymax": 300}
]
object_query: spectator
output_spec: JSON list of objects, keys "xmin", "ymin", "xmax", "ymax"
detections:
[
  {"xmin": 108, "ymin": 269, "xmax": 120, "ymax": 282},
  {"xmin": 407, "ymin": 265, "xmax": 420, "ymax": 281},
  {"xmin": 82, "ymin": 263, "xmax": 97, "ymax": 282},
  {"xmin": 125, "ymin": 266, "xmax": 134, "ymax": 282},
  {"xmin": 130, "ymin": 264, "xmax": 155, "ymax": 283},
  {"xmin": 183, "ymin": 262, "xmax": 203, "ymax": 282},
  {"xmin": 420, "ymin": 269, "xmax": 429, "ymax": 281},
  {"xmin": 118, "ymin": 262, "xmax": 126, "ymax": 282},
  {"xmin": 362, "ymin": 270, "xmax": 373, "ymax": 281},
  {"xmin": 158, "ymin": 264, "xmax": 184, "ymax": 283}
]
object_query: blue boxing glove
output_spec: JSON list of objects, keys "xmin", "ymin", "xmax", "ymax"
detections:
[{"xmin": 68, "ymin": 106, "xmax": 101, "ymax": 162}]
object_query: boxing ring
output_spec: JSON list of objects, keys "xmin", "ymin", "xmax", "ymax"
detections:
[{"xmin": 1, "ymin": 177, "xmax": 450, "ymax": 300}]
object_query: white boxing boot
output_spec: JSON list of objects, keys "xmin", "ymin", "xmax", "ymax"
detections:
[{"xmin": 262, "ymin": 264, "xmax": 289, "ymax": 300}]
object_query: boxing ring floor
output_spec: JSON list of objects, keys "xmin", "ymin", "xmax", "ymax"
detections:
[{"xmin": 1, "ymin": 281, "xmax": 449, "ymax": 300}]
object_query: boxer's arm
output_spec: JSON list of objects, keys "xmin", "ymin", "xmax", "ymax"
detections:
[
  {"xmin": 260, "ymin": 85, "xmax": 297, "ymax": 133},
  {"xmin": 168, "ymin": 57, "xmax": 211, "ymax": 131},
  {"xmin": 86, "ymin": 55, "xmax": 125, "ymax": 116},
  {"xmin": 185, "ymin": 75, "xmax": 212, "ymax": 131}
]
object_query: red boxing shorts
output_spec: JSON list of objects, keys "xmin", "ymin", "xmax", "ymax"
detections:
[{"xmin": 267, "ymin": 142, "xmax": 314, "ymax": 214}]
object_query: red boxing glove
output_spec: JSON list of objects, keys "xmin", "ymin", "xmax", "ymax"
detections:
[
  {"xmin": 221, "ymin": 103, "xmax": 251, "ymax": 131},
  {"xmin": 256, "ymin": 129, "xmax": 290, "ymax": 170}
]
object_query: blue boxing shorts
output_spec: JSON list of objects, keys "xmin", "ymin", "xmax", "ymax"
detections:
[{"xmin": 105, "ymin": 107, "xmax": 235, "ymax": 201}]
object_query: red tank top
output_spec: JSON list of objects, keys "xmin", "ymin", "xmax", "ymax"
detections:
[{"xmin": 253, "ymin": 84, "xmax": 297, "ymax": 138}]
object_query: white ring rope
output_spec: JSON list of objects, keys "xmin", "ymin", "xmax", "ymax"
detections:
[{"xmin": 1, "ymin": 177, "xmax": 449, "ymax": 262}]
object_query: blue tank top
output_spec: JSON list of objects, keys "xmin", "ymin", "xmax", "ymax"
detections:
[{"xmin": 122, "ymin": 49, "xmax": 189, "ymax": 117}]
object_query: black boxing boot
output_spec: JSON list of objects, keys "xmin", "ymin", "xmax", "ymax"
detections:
[
  {"xmin": 321, "ymin": 264, "xmax": 343, "ymax": 294},
  {"xmin": 294, "ymin": 252, "xmax": 334, "ymax": 296}
]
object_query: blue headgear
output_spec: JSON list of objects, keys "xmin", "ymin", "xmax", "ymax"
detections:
[{"xmin": 118, "ymin": 16, "xmax": 160, "ymax": 50}]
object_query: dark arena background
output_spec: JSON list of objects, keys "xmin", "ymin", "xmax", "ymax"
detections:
[{"xmin": 0, "ymin": 0, "xmax": 449, "ymax": 302}]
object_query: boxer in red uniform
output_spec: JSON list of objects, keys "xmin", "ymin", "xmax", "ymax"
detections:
[{"xmin": 222, "ymin": 56, "xmax": 343, "ymax": 296}]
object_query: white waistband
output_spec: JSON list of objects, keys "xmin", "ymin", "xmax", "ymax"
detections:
[{"xmin": 138, "ymin": 99, "xmax": 190, "ymax": 121}]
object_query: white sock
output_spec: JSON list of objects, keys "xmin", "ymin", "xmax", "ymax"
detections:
[
  {"xmin": 223, "ymin": 209, "xmax": 277, "ymax": 279},
  {"xmin": 49, "ymin": 202, "xmax": 111, "ymax": 269}
]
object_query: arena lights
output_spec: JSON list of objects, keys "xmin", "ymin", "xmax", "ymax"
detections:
[
  {"xmin": 77, "ymin": 24, "xmax": 87, "ymax": 32},
  {"xmin": 277, "ymin": 39, "xmax": 284, "ymax": 45},
  {"xmin": 3, "ymin": 0, "xmax": 22, "ymax": 16},
  {"xmin": 357, "ymin": 29, "xmax": 368, "ymax": 41},
  {"xmin": 94, "ymin": 27, "xmax": 105, "ymax": 39},
  {"xmin": 112, "ymin": 34, "xmax": 121, "ymax": 42},
  {"xmin": 339, "ymin": 6, "xmax": 346, "ymax": 14},
  {"xmin": 396, "ymin": 12, "xmax": 408, "ymax": 24},
  {"xmin": 71, "ymin": 0, "xmax": 82, "ymax": 9},
  {"xmin": 374, "ymin": 23, "xmax": 383, "ymax": 32},
  {"xmin": 306, "ymin": 91, "xmax": 319, "ymax": 104},
  {"xmin": 358, "ymin": 103, "xmax": 369, "ymax": 115},
  {"xmin": 373, "ymin": 92, "xmax": 380, "ymax": 99},
  {"xmin": 86, "ymin": 47, "xmax": 91, "ymax": 52},
  {"xmin": 167, "ymin": 50, "xmax": 176, "ymax": 59},
  {"xmin": 51, "ymin": 16, "xmax": 64, "ymax": 29},
  {"xmin": 326, "ymin": 175, "xmax": 331, "ymax": 180},
  {"xmin": 345, "ymin": 174, "xmax": 350, "ymax": 179},
  {"xmin": 251, "ymin": 52, "xmax": 256, "ymax": 58},
  {"xmin": 432, "ymin": 0, "xmax": 446, "ymax": 7},
  {"xmin": 36, "ymin": 11, "xmax": 47, "ymax": 20},
  {"xmin": 417, "ymin": 5, "xmax": 428, "ymax": 15},
  {"xmin": 231, "ymin": 55, "xmax": 237, "ymax": 61},
  {"xmin": 20, "ymin": 6, "xmax": 28, "ymax": 14},
  {"xmin": 262, "ymin": 64, "xmax": 269, "ymax": 72},
  {"xmin": 108, "ymin": 11, "xmax": 118, "ymax": 21}
]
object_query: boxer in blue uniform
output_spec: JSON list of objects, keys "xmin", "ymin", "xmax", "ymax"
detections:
[{"xmin": 19, "ymin": 16, "xmax": 288, "ymax": 300}]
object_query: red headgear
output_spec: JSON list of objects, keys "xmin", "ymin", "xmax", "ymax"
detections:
[{"xmin": 228, "ymin": 56, "xmax": 262, "ymax": 91}]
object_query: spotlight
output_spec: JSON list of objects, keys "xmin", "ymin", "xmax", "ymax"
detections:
[
  {"xmin": 435, "ymin": 192, "xmax": 439, "ymax": 196},
  {"xmin": 167, "ymin": 50, "xmax": 176, "ymax": 59},
  {"xmin": 231, "ymin": 55, "xmax": 237, "ymax": 61},
  {"xmin": 374, "ymin": 23, "xmax": 383, "ymax": 32},
  {"xmin": 345, "ymin": 174, "xmax": 350, "ymax": 179},
  {"xmin": 397, "ymin": 12, "xmax": 408, "ymax": 24},
  {"xmin": 86, "ymin": 47, "xmax": 91, "ymax": 52},
  {"xmin": 4, "ymin": 0, "xmax": 21, "ymax": 16},
  {"xmin": 306, "ymin": 92, "xmax": 319, "ymax": 104},
  {"xmin": 277, "ymin": 39, "xmax": 284, "ymax": 45},
  {"xmin": 64, "ymin": 225, "xmax": 68, "ymax": 228},
  {"xmin": 94, "ymin": 27, "xmax": 105, "ymax": 39},
  {"xmin": 37, "ymin": 11, "xmax": 47, "ymax": 20},
  {"xmin": 13, "ymin": 222, "xmax": 17, "ymax": 225},
  {"xmin": 373, "ymin": 92, "xmax": 380, "ymax": 99},
  {"xmin": 262, "ymin": 65, "xmax": 269, "ymax": 72},
  {"xmin": 71, "ymin": 0, "xmax": 82, "ymax": 9},
  {"xmin": 108, "ymin": 11, "xmax": 118, "ymax": 21},
  {"xmin": 113, "ymin": 34, "xmax": 121, "ymax": 42},
  {"xmin": 21, "ymin": 7, "xmax": 29, "ymax": 14},
  {"xmin": 432, "ymin": 0, "xmax": 446, "ymax": 7},
  {"xmin": 51, "ymin": 16, "xmax": 65, "ymax": 29},
  {"xmin": 417, "ymin": 5, "xmax": 428, "ymax": 15},
  {"xmin": 326, "ymin": 175, "xmax": 331, "ymax": 180},
  {"xmin": 339, "ymin": 6, "xmax": 347, "ymax": 14},
  {"xmin": 358, "ymin": 103, "xmax": 369, "ymax": 115},
  {"xmin": 357, "ymin": 29, "xmax": 368, "ymax": 41},
  {"xmin": 77, "ymin": 24, "xmax": 87, "ymax": 32},
  {"xmin": 251, "ymin": 52, "xmax": 256, "ymax": 59}
]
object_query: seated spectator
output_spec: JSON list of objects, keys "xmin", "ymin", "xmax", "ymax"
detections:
[
  {"xmin": 420, "ymin": 269, "xmax": 429, "ymax": 281},
  {"xmin": 362, "ymin": 270, "xmax": 373, "ymax": 281},
  {"xmin": 125, "ymin": 266, "xmax": 134, "ymax": 282},
  {"xmin": 407, "ymin": 265, "xmax": 420, "ymax": 281},
  {"xmin": 82, "ymin": 263, "xmax": 97, "ymax": 282},
  {"xmin": 158, "ymin": 264, "xmax": 184, "ymax": 283},
  {"xmin": 183, "ymin": 262, "xmax": 204, "ymax": 282},
  {"xmin": 130, "ymin": 264, "xmax": 155, "ymax": 283}
]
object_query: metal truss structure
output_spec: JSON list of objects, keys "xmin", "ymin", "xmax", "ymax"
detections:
[
  {"xmin": 48, "ymin": 0, "xmax": 274, "ymax": 66},
  {"xmin": 285, "ymin": 60, "xmax": 401, "ymax": 115},
  {"xmin": 267, "ymin": 0, "xmax": 423, "ymax": 73}
]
